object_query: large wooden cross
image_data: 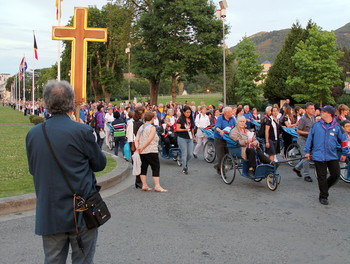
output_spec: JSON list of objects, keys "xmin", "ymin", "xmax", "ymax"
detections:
[{"xmin": 52, "ymin": 7, "xmax": 107, "ymax": 103}]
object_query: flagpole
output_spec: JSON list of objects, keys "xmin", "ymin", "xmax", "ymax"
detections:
[
  {"xmin": 57, "ymin": 0, "xmax": 61, "ymax": 80},
  {"xmin": 15, "ymin": 75, "xmax": 17, "ymax": 108},
  {"xmin": 33, "ymin": 31, "xmax": 35, "ymax": 115},
  {"xmin": 23, "ymin": 59, "xmax": 25, "ymax": 112},
  {"xmin": 18, "ymin": 71, "xmax": 21, "ymax": 111}
]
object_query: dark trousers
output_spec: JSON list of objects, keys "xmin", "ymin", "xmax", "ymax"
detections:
[
  {"xmin": 162, "ymin": 136, "xmax": 178, "ymax": 155},
  {"xmin": 214, "ymin": 138, "xmax": 228, "ymax": 167},
  {"xmin": 246, "ymin": 148, "xmax": 271, "ymax": 169},
  {"xmin": 114, "ymin": 136, "xmax": 126, "ymax": 156},
  {"xmin": 314, "ymin": 160, "xmax": 340, "ymax": 199},
  {"xmin": 282, "ymin": 132, "xmax": 292, "ymax": 156}
]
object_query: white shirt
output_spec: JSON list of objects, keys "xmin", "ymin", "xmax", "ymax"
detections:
[
  {"xmin": 195, "ymin": 113, "xmax": 210, "ymax": 129},
  {"xmin": 169, "ymin": 116, "xmax": 176, "ymax": 126},
  {"xmin": 105, "ymin": 112, "xmax": 115, "ymax": 123}
]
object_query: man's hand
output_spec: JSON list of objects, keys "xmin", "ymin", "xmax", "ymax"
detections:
[
  {"xmin": 340, "ymin": 155, "xmax": 346, "ymax": 162},
  {"xmin": 305, "ymin": 153, "xmax": 311, "ymax": 160},
  {"xmin": 220, "ymin": 130, "xmax": 224, "ymax": 137}
]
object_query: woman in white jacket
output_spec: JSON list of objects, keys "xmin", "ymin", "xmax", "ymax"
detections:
[{"xmin": 193, "ymin": 106, "xmax": 210, "ymax": 158}]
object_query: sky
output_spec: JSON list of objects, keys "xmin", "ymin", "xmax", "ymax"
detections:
[{"xmin": 1, "ymin": 0, "xmax": 350, "ymax": 76}]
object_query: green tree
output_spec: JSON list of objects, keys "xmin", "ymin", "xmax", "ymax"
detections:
[
  {"xmin": 233, "ymin": 36, "xmax": 263, "ymax": 106},
  {"xmin": 263, "ymin": 22, "xmax": 309, "ymax": 103},
  {"xmin": 286, "ymin": 25, "xmax": 344, "ymax": 106},
  {"xmin": 132, "ymin": 0, "xmax": 222, "ymax": 105}
]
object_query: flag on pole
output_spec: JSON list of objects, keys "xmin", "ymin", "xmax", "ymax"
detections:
[
  {"xmin": 20, "ymin": 57, "xmax": 28, "ymax": 73},
  {"xmin": 56, "ymin": 0, "xmax": 63, "ymax": 20},
  {"xmin": 34, "ymin": 34, "xmax": 38, "ymax": 60}
]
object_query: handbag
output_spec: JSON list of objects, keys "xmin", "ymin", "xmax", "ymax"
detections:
[
  {"xmin": 41, "ymin": 123, "xmax": 111, "ymax": 230},
  {"xmin": 124, "ymin": 142, "xmax": 131, "ymax": 160},
  {"xmin": 99, "ymin": 131, "xmax": 106, "ymax": 139}
]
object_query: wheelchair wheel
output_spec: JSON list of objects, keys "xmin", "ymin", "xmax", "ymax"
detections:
[
  {"xmin": 176, "ymin": 153, "xmax": 182, "ymax": 167},
  {"xmin": 220, "ymin": 154, "xmax": 236, "ymax": 184},
  {"xmin": 286, "ymin": 143, "xmax": 301, "ymax": 167},
  {"xmin": 266, "ymin": 173, "xmax": 278, "ymax": 191},
  {"xmin": 254, "ymin": 178, "xmax": 263, "ymax": 182},
  {"xmin": 203, "ymin": 141, "xmax": 216, "ymax": 163},
  {"xmin": 340, "ymin": 162, "xmax": 350, "ymax": 183}
]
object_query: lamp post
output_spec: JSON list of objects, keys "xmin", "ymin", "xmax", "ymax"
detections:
[
  {"xmin": 125, "ymin": 43, "xmax": 131, "ymax": 102},
  {"xmin": 216, "ymin": 0, "xmax": 228, "ymax": 106}
]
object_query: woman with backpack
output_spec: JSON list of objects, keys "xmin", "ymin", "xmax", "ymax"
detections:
[
  {"xmin": 265, "ymin": 106, "xmax": 281, "ymax": 161},
  {"xmin": 112, "ymin": 111, "xmax": 126, "ymax": 158}
]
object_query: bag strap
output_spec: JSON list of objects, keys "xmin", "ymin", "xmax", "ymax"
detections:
[
  {"xmin": 140, "ymin": 124, "xmax": 151, "ymax": 136},
  {"xmin": 41, "ymin": 123, "xmax": 76, "ymax": 195}
]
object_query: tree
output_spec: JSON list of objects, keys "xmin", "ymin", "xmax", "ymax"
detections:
[
  {"xmin": 286, "ymin": 25, "xmax": 344, "ymax": 106},
  {"xmin": 132, "ymin": 0, "xmax": 222, "ymax": 105},
  {"xmin": 263, "ymin": 21, "xmax": 309, "ymax": 103},
  {"xmin": 233, "ymin": 36, "xmax": 263, "ymax": 106}
]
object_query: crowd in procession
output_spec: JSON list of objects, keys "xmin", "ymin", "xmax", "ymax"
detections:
[
  {"xmin": 20, "ymin": 80, "xmax": 350, "ymax": 263},
  {"xmin": 31, "ymin": 94, "xmax": 350, "ymax": 206}
]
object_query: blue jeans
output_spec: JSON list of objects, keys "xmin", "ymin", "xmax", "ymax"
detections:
[
  {"xmin": 42, "ymin": 224, "xmax": 98, "ymax": 264},
  {"xmin": 114, "ymin": 136, "xmax": 126, "ymax": 156},
  {"xmin": 294, "ymin": 137, "xmax": 310, "ymax": 177},
  {"xmin": 177, "ymin": 136, "xmax": 193, "ymax": 169}
]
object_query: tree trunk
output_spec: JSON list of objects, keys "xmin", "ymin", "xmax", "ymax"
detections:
[
  {"xmin": 171, "ymin": 74, "xmax": 177, "ymax": 103},
  {"xmin": 105, "ymin": 92, "xmax": 111, "ymax": 103},
  {"xmin": 149, "ymin": 78, "xmax": 159, "ymax": 106}
]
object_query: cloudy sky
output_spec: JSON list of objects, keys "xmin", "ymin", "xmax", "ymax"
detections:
[{"xmin": 1, "ymin": 0, "xmax": 349, "ymax": 76}]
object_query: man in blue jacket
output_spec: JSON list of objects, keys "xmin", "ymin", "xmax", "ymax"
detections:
[
  {"xmin": 213, "ymin": 107, "xmax": 236, "ymax": 174},
  {"xmin": 26, "ymin": 80, "xmax": 107, "ymax": 263},
  {"xmin": 305, "ymin": 105, "xmax": 349, "ymax": 205}
]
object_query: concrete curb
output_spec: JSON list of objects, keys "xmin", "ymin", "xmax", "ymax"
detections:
[{"xmin": 0, "ymin": 152, "xmax": 131, "ymax": 216}]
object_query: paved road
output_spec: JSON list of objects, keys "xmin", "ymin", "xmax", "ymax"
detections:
[{"xmin": 1, "ymin": 149, "xmax": 350, "ymax": 264}]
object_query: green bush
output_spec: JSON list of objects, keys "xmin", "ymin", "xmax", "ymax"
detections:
[
  {"xmin": 28, "ymin": 115, "xmax": 36, "ymax": 123},
  {"xmin": 336, "ymin": 94, "xmax": 350, "ymax": 105},
  {"xmin": 32, "ymin": 116, "xmax": 44, "ymax": 125}
]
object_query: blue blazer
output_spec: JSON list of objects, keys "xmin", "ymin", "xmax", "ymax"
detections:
[{"xmin": 26, "ymin": 114, "xmax": 106, "ymax": 236}]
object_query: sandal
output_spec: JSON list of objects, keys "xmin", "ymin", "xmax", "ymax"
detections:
[
  {"xmin": 142, "ymin": 186, "xmax": 152, "ymax": 192},
  {"xmin": 154, "ymin": 187, "xmax": 168, "ymax": 193}
]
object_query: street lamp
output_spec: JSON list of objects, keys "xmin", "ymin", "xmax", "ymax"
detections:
[
  {"xmin": 125, "ymin": 43, "xmax": 131, "ymax": 102},
  {"xmin": 216, "ymin": 0, "xmax": 228, "ymax": 106}
]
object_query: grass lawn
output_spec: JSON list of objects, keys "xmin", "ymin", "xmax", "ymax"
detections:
[
  {"xmin": 113, "ymin": 93, "xmax": 223, "ymax": 107},
  {"xmin": 0, "ymin": 107, "xmax": 117, "ymax": 198},
  {"xmin": 0, "ymin": 106, "xmax": 32, "ymax": 123}
]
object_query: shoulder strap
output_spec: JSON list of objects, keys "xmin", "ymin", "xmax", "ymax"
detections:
[
  {"xmin": 41, "ymin": 123, "xmax": 76, "ymax": 195},
  {"xmin": 140, "ymin": 124, "xmax": 151, "ymax": 136}
]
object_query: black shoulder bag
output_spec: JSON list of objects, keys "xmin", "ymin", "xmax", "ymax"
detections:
[{"xmin": 41, "ymin": 123, "xmax": 111, "ymax": 231}]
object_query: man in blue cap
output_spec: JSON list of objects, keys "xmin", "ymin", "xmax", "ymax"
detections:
[{"xmin": 305, "ymin": 105, "xmax": 349, "ymax": 205}]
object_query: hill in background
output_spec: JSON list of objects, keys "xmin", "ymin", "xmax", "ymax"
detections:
[{"xmin": 229, "ymin": 22, "xmax": 350, "ymax": 64}]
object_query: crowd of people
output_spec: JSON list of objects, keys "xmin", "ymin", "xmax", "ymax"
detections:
[
  {"xmin": 18, "ymin": 80, "xmax": 350, "ymax": 263},
  {"xmin": 7, "ymin": 93, "xmax": 350, "ymax": 204}
]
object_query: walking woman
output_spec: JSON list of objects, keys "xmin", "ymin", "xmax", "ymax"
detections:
[
  {"xmin": 281, "ymin": 106, "xmax": 297, "ymax": 157},
  {"xmin": 135, "ymin": 111, "xmax": 167, "ymax": 192},
  {"xmin": 96, "ymin": 104, "xmax": 105, "ymax": 149},
  {"xmin": 133, "ymin": 106, "xmax": 145, "ymax": 188},
  {"xmin": 176, "ymin": 105, "xmax": 196, "ymax": 174},
  {"xmin": 265, "ymin": 106, "xmax": 281, "ymax": 161},
  {"xmin": 193, "ymin": 105, "xmax": 210, "ymax": 158}
]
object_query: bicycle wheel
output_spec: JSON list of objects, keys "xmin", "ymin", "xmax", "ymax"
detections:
[
  {"xmin": 286, "ymin": 143, "xmax": 301, "ymax": 167},
  {"xmin": 340, "ymin": 162, "xmax": 350, "ymax": 183},
  {"xmin": 220, "ymin": 154, "xmax": 236, "ymax": 184},
  {"xmin": 266, "ymin": 173, "xmax": 278, "ymax": 191},
  {"xmin": 203, "ymin": 141, "xmax": 216, "ymax": 163},
  {"xmin": 108, "ymin": 137, "xmax": 114, "ymax": 150}
]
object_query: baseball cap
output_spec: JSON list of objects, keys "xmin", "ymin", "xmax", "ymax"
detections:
[{"xmin": 320, "ymin": 105, "xmax": 335, "ymax": 116}]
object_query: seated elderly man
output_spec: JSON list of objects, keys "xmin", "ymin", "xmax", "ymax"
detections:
[
  {"xmin": 229, "ymin": 116, "xmax": 274, "ymax": 179},
  {"xmin": 213, "ymin": 106, "xmax": 236, "ymax": 174}
]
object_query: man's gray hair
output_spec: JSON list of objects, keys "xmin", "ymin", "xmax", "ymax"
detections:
[
  {"xmin": 265, "ymin": 106, "xmax": 272, "ymax": 112},
  {"xmin": 244, "ymin": 105, "xmax": 249, "ymax": 110},
  {"xmin": 223, "ymin": 106, "xmax": 232, "ymax": 113},
  {"xmin": 43, "ymin": 80, "xmax": 75, "ymax": 115}
]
